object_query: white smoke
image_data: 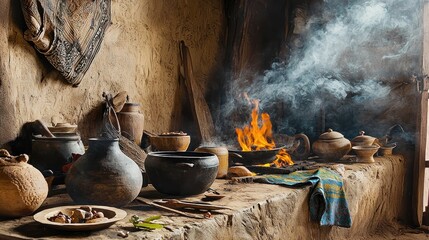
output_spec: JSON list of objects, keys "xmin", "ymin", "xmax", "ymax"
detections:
[{"xmin": 221, "ymin": 0, "xmax": 421, "ymax": 140}]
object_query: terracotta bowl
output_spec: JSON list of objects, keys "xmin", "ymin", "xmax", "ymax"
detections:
[
  {"xmin": 33, "ymin": 205, "xmax": 127, "ymax": 231},
  {"xmin": 48, "ymin": 123, "xmax": 77, "ymax": 133},
  {"xmin": 150, "ymin": 135, "xmax": 191, "ymax": 151},
  {"xmin": 378, "ymin": 143, "xmax": 396, "ymax": 156},
  {"xmin": 352, "ymin": 145, "xmax": 380, "ymax": 163}
]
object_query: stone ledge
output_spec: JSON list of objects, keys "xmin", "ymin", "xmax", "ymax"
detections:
[{"xmin": 1, "ymin": 155, "xmax": 426, "ymax": 240}]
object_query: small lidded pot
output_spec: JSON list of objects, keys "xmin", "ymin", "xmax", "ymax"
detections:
[
  {"xmin": 351, "ymin": 131, "xmax": 376, "ymax": 147},
  {"xmin": 312, "ymin": 129, "xmax": 351, "ymax": 161}
]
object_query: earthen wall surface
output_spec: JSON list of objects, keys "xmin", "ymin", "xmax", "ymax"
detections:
[{"xmin": 0, "ymin": 0, "xmax": 225, "ymax": 145}]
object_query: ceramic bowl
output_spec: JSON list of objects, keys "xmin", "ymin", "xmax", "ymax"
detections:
[
  {"xmin": 33, "ymin": 205, "xmax": 127, "ymax": 231},
  {"xmin": 352, "ymin": 145, "xmax": 380, "ymax": 163},
  {"xmin": 378, "ymin": 143, "xmax": 396, "ymax": 156},
  {"xmin": 150, "ymin": 135, "xmax": 191, "ymax": 151}
]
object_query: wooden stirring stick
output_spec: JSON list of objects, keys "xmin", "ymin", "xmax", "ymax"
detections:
[{"xmin": 136, "ymin": 197, "xmax": 204, "ymax": 219}]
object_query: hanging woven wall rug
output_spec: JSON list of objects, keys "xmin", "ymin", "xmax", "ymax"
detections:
[{"xmin": 20, "ymin": 0, "xmax": 111, "ymax": 86}]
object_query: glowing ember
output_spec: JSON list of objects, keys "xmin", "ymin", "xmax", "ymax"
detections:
[{"xmin": 235, "ymin": 99, "xmax": 294, "ymax": 167}]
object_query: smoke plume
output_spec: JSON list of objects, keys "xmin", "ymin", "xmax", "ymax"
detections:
[{"xmin": 220, "ymin": 0, "xmax": 421, "ymax": 142}]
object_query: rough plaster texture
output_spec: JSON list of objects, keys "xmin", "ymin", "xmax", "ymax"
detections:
[
  {"xmin": 0, "ymin": 0, "xmax": 224, "ymax": 145},
  {"xmin": 1, "ymin": 156, "xmax": 428, "ymax": 240}
]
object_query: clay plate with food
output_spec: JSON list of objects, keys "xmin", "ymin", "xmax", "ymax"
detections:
[{"xmin": 33, "ymin": 205, "xmax": 127, "ymax": 231}]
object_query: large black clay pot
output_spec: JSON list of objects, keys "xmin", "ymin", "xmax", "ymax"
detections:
[
  {"xmin": 31, "ymin": 134, "xmax": 85, "ymax": 175},
  {"xmin": 145, "ymin": 151, "xmax": 218, "ymax": 196},
  {"xmin": 65, "ymin": 138, "xmax": 143, "ymax": 207}
]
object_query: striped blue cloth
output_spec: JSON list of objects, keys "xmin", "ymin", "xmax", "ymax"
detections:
[{"xmin": 257, "ymin": 167, "xmax": 352, "ymax": 228}]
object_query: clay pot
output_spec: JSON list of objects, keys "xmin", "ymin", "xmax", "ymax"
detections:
[
  {"xmin": 145, "ymin": 151, "xmax": 218, "ymax": 196},
  {"xmin": 116, "ymin": 103, "xmax": 144, "ymax": 146},
  {"xmin": 352, "ymin": 145, "xmax": 380, "ymax": 163},
  {"xmin": 65, "ymin": 138, "xmax": 143, "ymax": 207},
  {"xmin": 351, "ymin": 131, "xmax": 376, "ymax": 147},
  {"xmin": 0, "ymin": 150, "xmax": 48, "ymax": 218},
  {"xmin": 31, "ymin": 134, "xmax": 85, "ymax": 175},
  {"xmin": 195, "ymin": 146, "xmax": 228, "ymax": 178},
  {"xmin": 378, "ymin": 143, "xmax": 396, "ymax": 156},
  {"xmin": 312, "ymin": 129, "xmax": 351, "ymax": 161},
  {"xmin": 150, "ymin": 135, "xmax": 191, "ymax": 151}
]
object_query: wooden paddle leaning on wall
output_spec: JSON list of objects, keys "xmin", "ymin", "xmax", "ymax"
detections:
[{"xmin": 179, "ymin": 41, "xmax": 216, "ymax": 143}]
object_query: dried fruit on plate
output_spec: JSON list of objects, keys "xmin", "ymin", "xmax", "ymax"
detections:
[{"xmin": 47, "ymin": 206, "xmax": 108, "ymax": 224}]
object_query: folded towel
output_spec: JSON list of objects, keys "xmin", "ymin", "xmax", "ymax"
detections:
[{"xmin": 256, "ymin": 167, "xmax": 352, "ymax": 228}]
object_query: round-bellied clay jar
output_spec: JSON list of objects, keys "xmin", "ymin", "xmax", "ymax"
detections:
[
  {"xmin": 312, "ymin": 129, "xmax": 351, "ymax": 161},
  {"xmin": 65, "ymin": 138, "xmax": 143, "ymax": 207},
  {"xmin": 0, "ymin": 150, "xmax": 48, "ymax": 218}
]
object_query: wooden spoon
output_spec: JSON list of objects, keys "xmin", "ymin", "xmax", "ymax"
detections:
[{"xmin": 33, "ymin": 120, "xmax": 55, "ymax": 137}]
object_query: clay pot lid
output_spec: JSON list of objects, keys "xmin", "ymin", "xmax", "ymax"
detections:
[
  {"xmin": 48, "ymin": 123, "xmax": 77, "ymax": 133},
  {"xmin": 123, "ymin": 102, "xmax": 140, "ymax": 106},
  {"xmin": 319, "ymin": 129, "xmax": 344, "ymax": 140},
  {"xmin": 33, "ymin": 133, "xmax": 81, "ymax": 141},
  {"xmin": 195, "ymin": 146, "xmax": 228, "ymax": 154},
  {"xmin": 0, "ymin": 150, "xmax": 29, "ymax": 166},
  {"xmin": 55, "ymin": 123, "xmax": 77, "ymax": 128},
  {"xmin": 352, "ymin": 131, "xmax": 376, "ymax": 143}
]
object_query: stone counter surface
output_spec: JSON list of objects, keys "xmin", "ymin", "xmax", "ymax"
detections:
[{"xmin": 0, "ymin": 155, "xmax": 428, "ymax": 240}]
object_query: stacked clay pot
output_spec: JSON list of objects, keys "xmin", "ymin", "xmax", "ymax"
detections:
[{"xmin": 0, "ymin": 150, "xmax": 48, "ymax": 218}]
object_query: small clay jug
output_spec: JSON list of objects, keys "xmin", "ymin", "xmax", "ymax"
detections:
[
  {"xmin": 0, "ymin": 150, "xmax": 48, "ymax": 218},
  {"xmin": 65, "ymin": 138, "xmax": 143, "ymax": 207},
  {"xmin": 312, "ymin": 129, "xmax": 351, "ymax": 161},
  {"xmin": 195, "ymin": 146, "xmax": 228, "ymax": 178},
  {"xmin": 116, "ymin": 103, "xmax": 144, "ymax": 146}
]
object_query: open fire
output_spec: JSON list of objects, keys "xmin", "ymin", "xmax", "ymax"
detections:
[{"xmin": 235, "ymin": 99, "xmax": 294, "ymax": 167}]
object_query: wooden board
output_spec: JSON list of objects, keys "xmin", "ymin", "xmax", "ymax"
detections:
[
  {"xmin": 412, "ymin": 78, "xmax": 428, "ymax": 227},
  {"xmin": 412, "ymin": 1, "xmax": 429, "ymax": 227},
  {"xmin": 180, "ymin": 41, "xmax": 216, "ymax": 143}
]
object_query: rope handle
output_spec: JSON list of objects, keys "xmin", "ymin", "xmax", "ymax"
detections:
[{"xmin": 103, "ymin": 92, "xmax": 121, "ymax": 135}]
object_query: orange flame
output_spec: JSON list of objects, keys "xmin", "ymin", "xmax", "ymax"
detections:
[
  {"xmin": 235, "ymin": 99, "xmax": 294, "ymax": 167},
  {"xmin": 273, "ymin": 149, "xmax": 294, "ymax": 167}
]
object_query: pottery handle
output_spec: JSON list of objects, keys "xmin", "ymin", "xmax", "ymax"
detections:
[
  {"xmin": 228, "ymin": 152, "xmax": 243, "ymax": 160},
  {"xmin": 292, "ymin": 133, "xmax": 311, "ymax": 160},
  {"xmin": 175, "ymin": 163, "xmax": 194, "ymax": 168}
]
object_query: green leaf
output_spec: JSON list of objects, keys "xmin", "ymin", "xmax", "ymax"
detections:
[
  {"xmin": 129, "ymin": 215, "xmax": 164, "ymax": 231},
  {"xmin": 143, "ymin": 215, "xmax": 161, "ymax": 223},
  {"xmin": 134, "ymin": 222, "xmax": 164, "ymax": 230}
]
